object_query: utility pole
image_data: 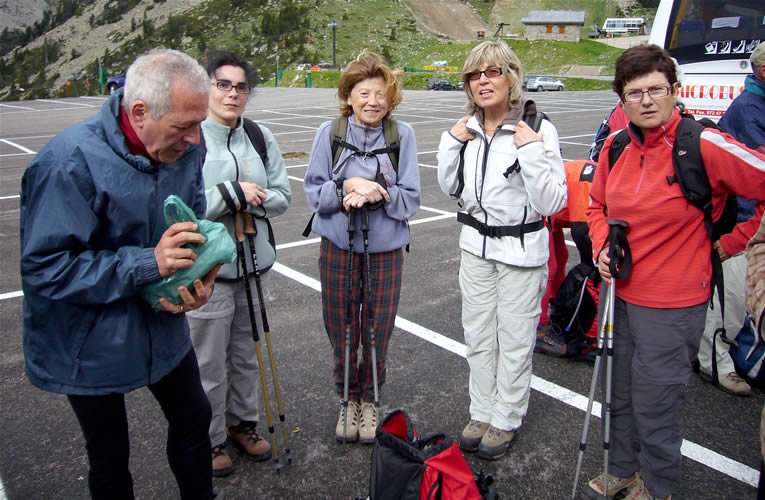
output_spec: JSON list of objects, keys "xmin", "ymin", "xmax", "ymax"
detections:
[{"xmin": 328, "ymin": 19, "xmax": 338, "ymax": 67}]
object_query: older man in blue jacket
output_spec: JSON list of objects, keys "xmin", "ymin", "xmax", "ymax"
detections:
[
  {"xmin": 20, "ymin": 49, "xmax": 219, "ymax": 499},
  {"xmin": 696, "ymin": 42, "xmax": 765, "ymax": 396}
]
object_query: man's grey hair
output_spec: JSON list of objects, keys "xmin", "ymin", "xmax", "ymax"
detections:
[
  {"xmin": 123, "ymin": 49, "xmax": 209, "ymax": 119},
  {"xmin": 751, "ymin": 41, "xmax": 765, "ymax": 74}
]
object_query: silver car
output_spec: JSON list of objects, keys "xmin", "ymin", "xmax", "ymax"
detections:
[{"xmin": 526, "ymin": 76, "xmax": 565, "ymax": 92}]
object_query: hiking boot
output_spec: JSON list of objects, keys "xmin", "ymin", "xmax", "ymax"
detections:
[
  {"xmin": 536, "ymin": 322, "xmax": 551, "ymax": 339},
  {"xmin": 227, "ymin": 421, "xmax": 271, "ymax": 462},
  {"xmin": 358, "ymin": 402, "xmax": 378, "ymax": 444},
  {"xmin": 211, "ymin": 444, "xmax": 236, "ymax": 477},
  {"xmin": 458, "ymin": 419, "xmax": 490, "ymax": 452},
  {"xmin": 534, "ymin": 327, "xmax": 568, "ymax": 357},
  {"xmin": 706, "ymin": 371, "xmax": 752, "ymax": 397},
  {"xmin": 477, "ymin": 425, "xmax": 516, "ymax": 460},
  {"xmin": 622, "ymin": 476, "xmax": 671, "ymax": 500},
  {"xmin": 335, "ymin": 400, "xmax": 361, "ymax": 443},
  {"xmin": 584, "ymin": 471, "xmax": 639, "ymax": 499}
]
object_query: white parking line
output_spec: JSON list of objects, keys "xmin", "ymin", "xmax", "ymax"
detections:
[
  {"xmin": 36, "ymin": 99, "xmax": 97, "ymax": 108},
  {"xmin": 270, "ymin": 261, "xmax": 759, "ymax": 488},
  {"xmin": 0, "ymin": 103, "xmax": 36, "ymax": 111},
  {"xmin": 0, "ymin": 139, "xmax": 36, "ymax": 155}
]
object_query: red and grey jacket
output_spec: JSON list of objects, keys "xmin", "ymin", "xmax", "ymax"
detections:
[{"xmin": 586, "ymin": 108, "xmax": 765, "ymax": 308}]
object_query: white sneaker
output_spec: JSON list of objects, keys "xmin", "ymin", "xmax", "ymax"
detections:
[
  {"xmin": 358, "ymin": 402, "xmax": 378, "ymax": 444},
  {"xmin": 335, "ymin": 400, "xmax": 360, "ymax": 443}
]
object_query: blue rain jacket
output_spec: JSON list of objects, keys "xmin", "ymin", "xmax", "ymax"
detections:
[{"xmin": 19, "ymin": 92, "xmax": 206, "ymax": 395}]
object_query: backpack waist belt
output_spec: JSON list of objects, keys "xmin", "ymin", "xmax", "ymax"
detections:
[{"xmin": 457, "ymin": 211, "xmax": 544, "ymax": 238}]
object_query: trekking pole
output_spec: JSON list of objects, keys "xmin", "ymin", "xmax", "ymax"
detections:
[
  {"xmin": 342, "ymin": 209, "xmax": 355, "ymax": 444},
  {"xmin": 571, "ymin": 219, "xmax": 631, "ymax": 499},
  {"xmin": 235, "ymin": 213, "xmax": 279, "ymax": 468},
  {"xmin": 602, "ymin": 219, "xmax": 631, "ymax": 496},
  {"xmin": 571, "ymin": 283, "xmax": 611, "ymax": 499},
  {"xmin": 242, "ymin": 214, "xmax": 292, "ymax": 471},
  {"xmin": 361, "ymin": 206, "xmax": 380, "ymax": 407}
]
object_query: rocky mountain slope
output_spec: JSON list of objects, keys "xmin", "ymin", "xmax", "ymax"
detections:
[
  {"xmin": 404, "ymin": 0, "xmax": 488, "ymax": 41},
  {"xmin": 0, "ymin": 0, "xmax": 55, "ymax": 31},
  {"xmin": 12, "ymin": 0, "xmax": 207, "ymax": 91}
]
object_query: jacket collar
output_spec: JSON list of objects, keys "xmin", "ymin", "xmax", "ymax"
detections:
[
  {"xmin": 202, "ymin": 116, "xmax": 242, "ymax": 142},
  {"xmin": 103, "ymin": 90, "xmax": 155, "ymax": 173},
  {"xmin": 744, "ymin": 74, "xmax": 765, "ymax": 98},
  {"xmin": 626, "ymin": 107, "xmax": 681, "ymax": 148},
  {"xmin": 471, "ymin": 99, "xmax": 526, "ymax": 135}
]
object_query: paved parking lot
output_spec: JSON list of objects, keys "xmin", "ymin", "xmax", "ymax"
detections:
[{"xmin": 0, "ymin": 88, "xmax": 761, "ymax": 499}]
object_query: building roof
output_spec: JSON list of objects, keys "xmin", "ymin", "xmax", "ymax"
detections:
[{"xmin": 521, "ymin": 10, "xmax": 586, "ymax": 25}]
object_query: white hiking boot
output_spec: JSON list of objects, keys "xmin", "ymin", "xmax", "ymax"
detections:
[
  {"xmin": 359, "ymin": 402, "xmax": 378, "ymax": 444},
  {"xmin": 335, "ymin": 400, "xmax": 360, "ymax": 443}
]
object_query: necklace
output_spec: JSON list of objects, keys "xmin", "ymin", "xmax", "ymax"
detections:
[{"xmin": 484, "ymin": 127, "xmax": 496, "ymax": 133}]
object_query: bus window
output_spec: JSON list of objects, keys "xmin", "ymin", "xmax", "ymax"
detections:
[{"xmin": 651, "ymin": 0, "xmax": 764, "ymax": 120}]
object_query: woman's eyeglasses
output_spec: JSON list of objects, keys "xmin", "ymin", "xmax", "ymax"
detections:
[
  {"xmin": 466, "ymin": 67, "xmax": 504, "ymax": 81},
  {"xmin": 213, "ymin": 80, "xmax": 251, "ymax": 94},
  {"xmin": 622, "ymin": 85, "xmax": 672, "ymax": 103}
]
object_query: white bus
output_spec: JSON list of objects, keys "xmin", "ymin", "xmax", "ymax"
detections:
[
  {"xmin": 601, "ymin": 17, "xmax": 647, "ymax": 36},
  {"xmin": 649, "ymin": 0, "xmax": 764, "ymax": 120}
]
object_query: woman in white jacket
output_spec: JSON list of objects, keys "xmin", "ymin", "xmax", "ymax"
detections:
[{"xmin": 437, "ymin": 40, "xmax": 567, "ymax": 460}]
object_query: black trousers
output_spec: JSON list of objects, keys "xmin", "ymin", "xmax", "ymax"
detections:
[{"xmin": 68, "ymin": 348, "xmax": 213, "ymax": 500}]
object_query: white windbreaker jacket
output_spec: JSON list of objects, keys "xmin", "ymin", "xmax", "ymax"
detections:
[{"xmin": 437, "ymin": 113, "xmax": 567, "ymax": 267}]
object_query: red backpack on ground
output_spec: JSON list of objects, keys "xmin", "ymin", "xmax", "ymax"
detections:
[{"xmin": 369, "ymin": 409, "xmax": 496, "ymax": 500}]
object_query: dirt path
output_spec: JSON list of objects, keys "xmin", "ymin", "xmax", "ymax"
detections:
[{"xmin": 405, "ymin": 0, "xmax": 488, "ymax": 41}]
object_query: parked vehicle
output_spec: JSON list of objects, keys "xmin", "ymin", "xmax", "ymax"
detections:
[
  {"xmin": 427, "ymin": 78, "xmax": 456, "ymax": 91},
  {"xmin": 310, "ymin": 63, "xmax": 336, "ymax": 71},
  {"xmin": 601, "ymin": 17, "xmax": 646, "ymax": 36},
  {"xmin": 106, "ymin": 74, "xmax": 125, "ymax": 94},
  {"xmin": 525, "ymin": 76, "xmax": 564, "ymax": 92}
]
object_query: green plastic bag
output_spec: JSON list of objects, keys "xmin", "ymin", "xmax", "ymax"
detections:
[{"xmin": 141, "ymin": 195, "xmax": 236, "ymax": 309}]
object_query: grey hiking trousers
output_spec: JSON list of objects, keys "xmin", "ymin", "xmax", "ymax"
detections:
[{"xmin": 600, "ymin": 290, "xmax": 707, "ymax": 497}]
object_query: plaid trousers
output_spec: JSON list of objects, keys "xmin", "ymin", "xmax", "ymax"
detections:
[{"xmin": 319, "ymin": 238, "xmax": 403, "ymax": 402}]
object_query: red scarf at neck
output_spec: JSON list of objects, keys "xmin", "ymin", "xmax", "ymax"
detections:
[{"xmin": 118, "ymin": 107, "xmax": 151, "ymax": 159}]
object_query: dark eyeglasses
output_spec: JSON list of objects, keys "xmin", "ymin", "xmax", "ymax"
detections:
[
  {"xmin": 622, "ymin": 85, "xmax": 672, "ymax": 103},
  {"xmin": 467, "ymin": 67, "xmax": 504, "ymax": 81},
  {"xmin": 213, "ymin": 80, "xmax": 251, "ymax": 94}
]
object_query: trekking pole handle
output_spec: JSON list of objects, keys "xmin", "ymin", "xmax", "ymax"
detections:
[
  {"xmin": 235, "ymin": 212, "xmax": 246, "ymax": 243},
  {"xmin": 606, "ymin": 219, "xmax": 632, "ymax": 280},
  {"xmin": 347, "ymin": 209, "xmax": 355, "ymax": 235},
  {"xmin": 243, "ymin": 212, "xmax": 257, "ymax": 236},
  {"xmin": 360, "ymin": 205, "xmax": 369, "ymax": 232}
]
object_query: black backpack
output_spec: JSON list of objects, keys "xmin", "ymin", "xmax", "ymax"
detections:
[
  {"xmin": 607, "ymin": 115, "xmax": 738, "ymax": 384},
  {"xmin": 548, "ymin": 263, "xmax": 600, "ymax": 357},
  {"xmin": 450, "ymin": 100, "xmax": 548, "ymax": 199}
]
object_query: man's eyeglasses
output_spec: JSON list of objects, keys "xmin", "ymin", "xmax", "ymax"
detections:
[
  {"xmin": 467, "ymin": 67, "xmax": 504, "ymax": 81},
  {"xmin": 213, "ymin": 80, "xmax": 251, "ymax": 94},
  {"xmin": 622, "ymin": 85, "xmax": 672, "ymax": 103}
]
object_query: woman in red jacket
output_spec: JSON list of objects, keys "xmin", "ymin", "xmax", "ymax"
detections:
[{"xmin": 584, "ymin": 44, "xmax": 765, "ymax": 499}]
